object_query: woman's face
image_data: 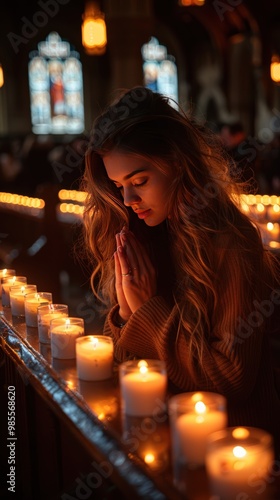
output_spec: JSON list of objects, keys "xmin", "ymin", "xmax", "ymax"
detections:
[{"xmin": 103, "ymin": 151, "xmax": 172, "ymax": 226}]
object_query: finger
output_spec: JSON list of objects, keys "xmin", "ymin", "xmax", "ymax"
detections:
[
  {"xmin": 122, "ymin": 232, "xmax": 153, "ymax": 273},
  {"xmin": 117, "ymin": 244, "xmax": 132, "ymax": 277},
  {"xmin": 116, "ymin": 232, "xmax": 123, "ymax": 250},
  {"xmin": 116, "ymin": 233, "xmax": 131, "ymax": 272},
  {"xmin": 120, "ymin": 232, "xmax": 139, "ymax": 272},
  {"xmin": 114, "ymin": 251, "xmax": 122, "ymax": 284}
]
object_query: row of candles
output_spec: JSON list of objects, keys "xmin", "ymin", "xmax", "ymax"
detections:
[
  {"xmin": 240, "ymin": 195, "xmax": 280, "ymax": 248},
  {"xmin": 0, "ymin": 268, "xmax": 275, "ymax": 499}
]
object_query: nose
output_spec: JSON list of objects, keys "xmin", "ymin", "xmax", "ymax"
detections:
[{"xmin": 123, "ymin": 186, "xmax": 141, "ymax": 207}]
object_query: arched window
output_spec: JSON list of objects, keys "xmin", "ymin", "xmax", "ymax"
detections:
[
  {"xmin": 141, "ymin": 37, "xmax": 178, "ymax": 108},
  {"xmin": 28, "ymin": 32, "xmax": 85, "ymax": 134}
]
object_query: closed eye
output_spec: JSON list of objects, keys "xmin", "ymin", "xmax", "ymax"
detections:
[
  {"xmin": 114, "ymin": 179, "xmax": 147, "ymax": 190},
  {"xmin": 133, "ymin": 179, "xmax": 147, "ymax": 187}
]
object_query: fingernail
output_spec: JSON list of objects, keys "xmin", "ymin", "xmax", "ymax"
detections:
[{"xmin": 117, "ymin": 246, "xmax": 123, "ymax": 253}]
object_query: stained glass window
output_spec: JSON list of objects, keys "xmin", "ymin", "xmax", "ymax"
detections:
[
  {"xmin": 141, "ymin": 37, "xmax": 178, "ymax": 108},
  {"xmin": 28, "ymin": 32, "xmax": 85, "ymax": 134}
]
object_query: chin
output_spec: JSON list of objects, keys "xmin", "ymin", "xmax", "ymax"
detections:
[{"xmin": 144, "ymin": 217, "xmax": 166, "ymax": 227}]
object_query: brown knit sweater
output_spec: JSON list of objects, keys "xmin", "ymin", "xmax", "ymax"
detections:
[{"xmin": 103, "ymin": 220, "xmax": 280, "ymax": 453}]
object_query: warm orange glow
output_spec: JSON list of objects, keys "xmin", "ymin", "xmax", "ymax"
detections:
[
  {"xmin": 271, "ymin": 56, "xmax": 280, "ymax": 83},
  {"xmin": 0, "ymin": 192, "xmax": 45, "ymax": 210},
  {"xmin": 0, "ymin": 64, "xmax": 4, "ymax": 88},
  {"xmin": 58, "ymin": 189, "xmax": 87, "ymax": 203},
  {"xmin": 144, "ymin": 453, "xmax": 155, "ymax": 464},
  {"xmin": 82, "ymin": 2, "xmax": 107, "ymax": 55},
  {"xmin": 59, "ymin": 202, "xmax": 84, "ymax": 216},
  {"xmin": 232, "ymin": 427, "xmax": 250, "ymax": 439},
  {"xmin": 179, "ymin": 0, "xmax": 205, "ymax": 5}
]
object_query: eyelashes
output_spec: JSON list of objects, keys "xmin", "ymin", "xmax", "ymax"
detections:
[
  {"xmin": 133, "ymin": 179, "xmax": 147, "ymax": 187},
  {"xmin": 114, "ymin": 179, "xmax": 148, "ymax": 190}
]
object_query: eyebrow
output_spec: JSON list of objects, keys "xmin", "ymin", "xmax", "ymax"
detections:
[{"xmin": 111, "ymin": 168, "xmax": 147, "ymax": 183}]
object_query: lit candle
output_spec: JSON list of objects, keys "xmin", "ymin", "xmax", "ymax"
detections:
[
  {"xmin": 76, "ymin": 335, "xmax": 113, "ymax": 381},
  {"xmin": 205, "ymin": 427, "xmax": 274, "ymax": 499},
  {"xmin": 10, "ymin": 284, "xmax": 37, "ymax": 316},
  {"xmin": 0, "ymin": 269, "xmax": 15, "ymax": 300},
  {"xmin": 168, "ymin": 392, "xmax": 227, "ymax": 473},
  {"xmin": 50, "ymin": 317, "xmax": 84, "ymax": 359},
  {"xmin": 266, "ymin": 222, "xmax": 280, "ymax": 242},
  {"xmin": 24, "ymin": 292, "xmax": 52, "ymax": 327},
  {"xmin": 119, "ymin": 359, "xmax": 167, "ymax": 417},
  {"xmin": 1, "ymin": 276, "xmax": 27, "ymax": 307},
  {"xmin": 267, "ymin": 204, "xmax": 280, "ymax": 221},
  {"xmin": 250, "ymin": 203, "xmax": 267, "ymax": 222},
  {"xmin": 37, "ymin": 303, "xmax": 69, "ymax": 344}
]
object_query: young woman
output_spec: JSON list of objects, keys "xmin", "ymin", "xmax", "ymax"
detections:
[{"xmin": 81, "ymin": 87, "xmax": 280, "ymax": 449}]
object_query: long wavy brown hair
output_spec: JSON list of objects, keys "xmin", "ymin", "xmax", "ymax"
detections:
[{"xmin": 80, "ymin": 87, "xmax": 278, "ymax": 367}]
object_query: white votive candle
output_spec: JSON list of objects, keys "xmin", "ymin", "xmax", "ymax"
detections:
[
  {"xmin": 76, "ymin": 335, "xmax": 114, "ymax": 381},
  {"xmin": 37, "ymin": 303, "xmax": 69, "ymax": 344},
  {"xmin": 50, "ymin": 317, "xmax": 84, "ymax": 359},
  {"xmin": 10, "ymin": 284, "xmax": 37, "ymax": 316},
  {"xmin": 0, "ymin": 269, "xmax": 15, "ymax": 300},
  {"xmin": 168, "ymin": 392, "xmax": 227, "ymax": 472},
  {"xmin": 1, "ymin": 275, "xmax": 27, "ymax": 307},
  {"xmin": 205, "ymin": 427, "xmax": 274, "ymax": 500},
  {"xmin": 119, "ymin": 359, "xmax": 167, "ymax": 417},
  {"xmin": 24, "ymin": 292, "xmax": 52, "ymax": 327}
]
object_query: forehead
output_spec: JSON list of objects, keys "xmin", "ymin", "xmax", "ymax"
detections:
[{"xmin": 103, "ymin": 151, "xmax": 150, "ymax": 179}]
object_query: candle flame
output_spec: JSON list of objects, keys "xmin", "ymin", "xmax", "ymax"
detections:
[
  {"xmin": 144, "ymin": 453, "xmax": 155, "ymax": 464},
  {"xmin": 194, "ymin": 401, "xmax": 206, "ymax": 414},
  {"xmin": 92, "ymin": 337, "xmax": 99, "ymax": 349},
  {"xmin": 233, "ymin": 446, "xmax": 247, "ymax": 458},
  {"xmin": 65, "ymin": 318, "xmax": 71, "ymax": 328},
  {"xmin": 138, "ymin": 360, "xmax": 148, "ymax": 375},
  {"xmin": 20, "ymin": 286, "xmax": 25, "ymax": 293},
  {"xmin": 2, "ymin": 269, "xmax": 8, "ymax": 276},
  {"xmin": 232, "ymin": 427, "xmax": 250, "ymax": 439}
]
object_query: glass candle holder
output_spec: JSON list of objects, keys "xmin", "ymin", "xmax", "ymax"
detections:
[
  {"xmin": 10, "ymin": 284, "xmax": 37, "ymax": 317},
  {"xmin": 119, "ymin": 359, "xmax": 167, "ymax": 417},
  {"xmin": 168, "ymin": 392, "xmax": 227, "ymax": 485},
  {"xmin": 76, "ymin": 335, "xmax": 114, "ymax": 381},
  {"xmin": 205, "ymin": 427, "xmax": 274, "ymax": 500},
  {"xmin": 50, "ymin": 317, "xmax": 84, "ymax": 359},
  {"xmin": 1, "ymin": 276, "xmax": 27, "ymax": 307},
  {"xmin": 37, "ymin": 304, "xmax": 69, "ymax": 344},
  {"xmin": 0, "ymin": 269, "xmax": 16, "ymax": 300},
  {"xmin": 24, "ymin": 292, "xmax": 53, "ymax": 327}
]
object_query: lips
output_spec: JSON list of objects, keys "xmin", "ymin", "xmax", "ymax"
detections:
[{"xmin": 135, "ymin": 209, "xmax": 151, "ymax": 219}]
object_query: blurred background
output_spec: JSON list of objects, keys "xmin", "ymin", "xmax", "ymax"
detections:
[{"xmin": 0, "ymin": 0, "xmax": 280, "ymax": 328}]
